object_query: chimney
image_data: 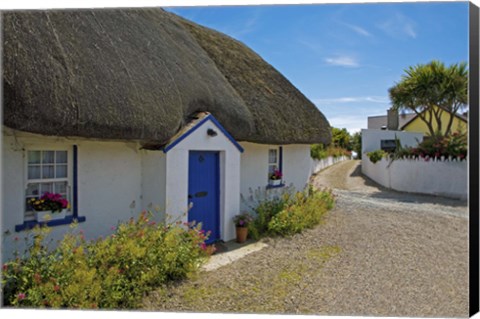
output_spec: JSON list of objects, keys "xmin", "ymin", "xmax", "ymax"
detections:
[{"xmin": 387, "ymin": 108, "xmax": 399, "ymax": 130}]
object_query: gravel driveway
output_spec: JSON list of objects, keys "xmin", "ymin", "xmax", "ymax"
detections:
[{"xmin": 143, "ymin": 160, "xmax": 469, "ymax": 317}]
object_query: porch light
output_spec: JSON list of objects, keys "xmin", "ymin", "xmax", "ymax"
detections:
[{"xmin": 207, "ymin": 128, "xmax": 218, "ymax": 137}]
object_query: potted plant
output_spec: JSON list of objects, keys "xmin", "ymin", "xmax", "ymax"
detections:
[
  {"xmin": 29, "ymin": 192, "xmax": 69, "ymax": 222},
  {"xmin": 233, "ymin": 212, "xmax": 253, "ymax": 243},
  {"xmin": 269, "ymin": 169, "xmax": 283, "ymax": 186}
]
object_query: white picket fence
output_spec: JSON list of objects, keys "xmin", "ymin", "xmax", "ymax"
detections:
[
  {"xmin": 311, "ymin": 156, "xmax": 350, "ymax": 175},
  {"xmin": 362, "ymin": 155, "xmax": 467, "ymax": 200}
]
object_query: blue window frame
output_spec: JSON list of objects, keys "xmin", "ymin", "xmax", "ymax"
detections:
[
  {"xmin": 267, "ymin": 146, "xmax": 284, "ymax": 189},
  {"xmin": 15, "ymin": 145, "xmax": 85, "ymax": 231}
]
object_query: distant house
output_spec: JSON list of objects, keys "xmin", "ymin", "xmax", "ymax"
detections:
[
  {"xmin": 368, "ymin": 107, "xmax": 467, "ymax": 135},
  {"xmin": 367, "ymin": 113, "xmax": 416, "ymax": 130},
  {"xmin": 2, "ymin": 9, "xmax": 331, "ymax": 258},
  {"xmin": 400, "ymin": 106, "xmax": 468, "ymax": 135}
]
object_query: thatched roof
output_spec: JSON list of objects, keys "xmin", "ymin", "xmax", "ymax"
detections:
[{"xmin": 3, "ymin": 8, "xmax": 331, "ymax": 145}]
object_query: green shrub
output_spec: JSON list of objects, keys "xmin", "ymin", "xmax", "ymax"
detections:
[
  {"xmin": 311, "ymin": 144, "xmax": 351, "ymax": 160},
  {"xmin": 367, "ymin": 149, "xmax": 386, "ymax": 163},
  {"xmin": 248, "ymin": 192, "xmax": 292, "ymax": 240},
  {"xmin": 246, "ymin": 186, "xmax": 335, "ymax": 239},
  {"xmin": 268, "ymin": 187, "xmax": 334, "ymax": 236},
  {"xmin": 1, "ymin": 211, "xmax": 210, "ymax": 309}
]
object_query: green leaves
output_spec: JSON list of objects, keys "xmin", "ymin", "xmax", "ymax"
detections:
[{"xmin": 389, "ymin": 60, "xmax": 468, "ymax": 137}]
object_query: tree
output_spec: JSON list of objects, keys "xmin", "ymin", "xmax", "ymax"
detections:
[
  {"xmin": 331, "ymin": 127, "xmax": 351, "ymax": 150},
  {"xmin": 388, "ymin": 60, "xmax": 468, "ymax": 137},
  {"xmin": 351, "ymin": 131, "xmax": 362, "ymax": 159}
]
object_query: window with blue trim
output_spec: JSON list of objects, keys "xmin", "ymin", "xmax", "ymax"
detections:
[
  {"xmin": 24, "ymin": 148, "xmax": 73, "ymax": 221},
  {"xmin": 268, "ymin": 146, "xmax": 283, "ymax": 186}
]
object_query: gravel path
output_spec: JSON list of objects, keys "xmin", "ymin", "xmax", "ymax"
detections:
[{"xmin": 143, "ymin": 160, "xmax": 469, "ymax": 317}]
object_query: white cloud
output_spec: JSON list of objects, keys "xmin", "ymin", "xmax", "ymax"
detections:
[
  {"xmin": 228, "ymin": 9, "xmax": 262, "ymax": 39},
  {"xmin": 378, "ymin": 12, "xmax": 417, "ymax": 39},
  {"xmin": 327, "ymin": 116, "xmax": 366, "ymax": 134},
  {"xmin": 342, "ymin": 22, "xmax": 372, "ymax": 37},
  {"xmin": 324, "ymin": 55, "xmax": 359, "ymax": 67},
  {"xmin": 314, "ymin": 96, "xmax": 390, "ymax": 104}
]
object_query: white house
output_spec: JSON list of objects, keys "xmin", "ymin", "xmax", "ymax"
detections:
[{"xmin": 1, "ymin": 9, "xmax": 331, "ymax": 259}]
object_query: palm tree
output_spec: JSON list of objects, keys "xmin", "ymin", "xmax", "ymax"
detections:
[{"xmin": 388, "ymin": 60, "xmax": 468, "ymax": 137}]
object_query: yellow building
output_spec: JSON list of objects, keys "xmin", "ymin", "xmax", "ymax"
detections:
[{"xmin": 400, "ymin": 106, "xmax": 468, "ymax": 136}]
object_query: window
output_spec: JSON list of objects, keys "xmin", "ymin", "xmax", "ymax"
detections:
[
  {"xmin": 25, "ymin": 150, "xmax": 71, "ymax": 220},
  {"xmin": 267, "ymin": 146, "xmax": 283, "ymax": 184}
]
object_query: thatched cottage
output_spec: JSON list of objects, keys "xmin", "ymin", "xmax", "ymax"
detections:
[{"xmin": 2, "ymin": 8, "xmax": 331, "ymax": 255}]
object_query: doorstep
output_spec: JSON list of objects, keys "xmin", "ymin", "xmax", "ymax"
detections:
[{"xmin": 202, "ymin": 240, "xmax": 268, "ymax": 272}]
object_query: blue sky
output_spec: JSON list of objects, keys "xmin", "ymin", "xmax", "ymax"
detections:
[{"xmin": 166, "ymin": 2, "xmax": 469, "ymax": 134}]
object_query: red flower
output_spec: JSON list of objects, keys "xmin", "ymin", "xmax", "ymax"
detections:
[
  {"xmin": 2, "ymin": 264, "xmax": 8, "ymax": 271},
  {"xmin": 17, "ymin": 293, "xmax": 26, "ymax": 301},
  {"xmin": 54, "ymin": 285, "xmax": 60, "ymax": 292}
]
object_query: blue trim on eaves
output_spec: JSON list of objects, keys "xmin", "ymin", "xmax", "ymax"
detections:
[
  {"xmin": 163, "ymin": 114, "xmax": 244, "ymax": 153},
  {"xmin": 208, "ymin": 115, "xmax": 244, "ymax": 153},
  {"xmin": 15, "ymin": 215, "xmax": 86, "ymax": 232}
]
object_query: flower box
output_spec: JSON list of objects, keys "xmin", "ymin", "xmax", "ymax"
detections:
[
  {"xmin": 35, "ymin": 209, "xmax": 66, "ymax": 222},
  {"xmin": 269, "ymin": 179, "xmax": 282, "ymax": 186}
]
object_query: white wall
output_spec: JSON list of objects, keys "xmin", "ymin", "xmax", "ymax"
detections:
[
  {"xmin": 310, "ymin": 156, "xmax": 350, "ymax": 175},
  {"xmin": 77, "ymin": 141, "xmax": 143, "ymax": 239},
  {"xmin": 164, "ymin": 118, "xmax": 241, "ymax": 242},
  {"xmin": 362, "ymin": 156, "xmax": 467, "ymax": 199},
  {"xmin": 282, "ymin": 144, "xmax": 312, "ymax": 190},
  {"xmin": 361, "ymin": 129, "xmax": 424, "ymax": 154},
  {"xmin": 1, "ymin": 129, "xmax": 161, "ymax": 260},
  {"xmin": 141, "ymin": 150, "xmax": 166, "ymax": 221},
  {"xmin": 239, "ymin": 142, "xmax": 312, "ymax": 213}
]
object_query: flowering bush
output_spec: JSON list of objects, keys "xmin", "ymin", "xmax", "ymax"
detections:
[
  {"xmin": 28, "ymin": 192, "xmax": 69, "ymax": 212},
  {"xmin": 269, "ymin": 169, "xmax": 283, "ymax": 180},
  {"xmin": 390, "ymin": 132, "xmax": 467, "ymax": 161},
  {"xmin": 311, "ymin": 144, "xmax": 351, "ymax": 160},
  {"xmin": 233, "ymin": 212, "xmax": 253, "ymax": 228},
  {"xmin": 1, "ymin": 211, "xmax": 210, "ymax": 309}
]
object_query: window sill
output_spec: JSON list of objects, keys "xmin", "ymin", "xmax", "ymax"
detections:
[
  {"xmin": 15, "ymin": 215, "xmax": 86, "ymax": 232},
  {"xmin": 266, "ymin": 183, "xmax": 285, "ymax": 189}
]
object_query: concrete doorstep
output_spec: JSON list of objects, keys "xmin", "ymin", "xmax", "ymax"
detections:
[{"xmin": 201, "ymin": 241, "xmax": 269, "ymax": 272}]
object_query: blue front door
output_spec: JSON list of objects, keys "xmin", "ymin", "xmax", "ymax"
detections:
[{"xmin": 188, "ymin": 151, "xmax": 220, "ymax": 244}]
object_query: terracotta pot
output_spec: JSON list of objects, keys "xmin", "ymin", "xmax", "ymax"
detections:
[{"xmin": 236, "ymin": 226, "xmax": 248, "ymax": 243}]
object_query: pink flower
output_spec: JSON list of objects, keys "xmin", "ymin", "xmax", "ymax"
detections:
[
  {"xmin": 110, "ymin": 226, "xmax": 116, "ymax": 231},
  {"xmin": 54, "ymin": 285, "xmax": 60, "ymax": 292},
  {"xmin": 17, "ymin": 293, "xmax": 26, "ymax": 301}
]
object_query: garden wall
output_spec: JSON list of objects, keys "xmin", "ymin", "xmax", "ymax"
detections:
[
  {"xmin": 362, "ymin": 156, "xmax": 467, "ymax": 200},
  {"xmin": 311, "ymin": 156, "xmax": 350, "ymax": 175}
]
